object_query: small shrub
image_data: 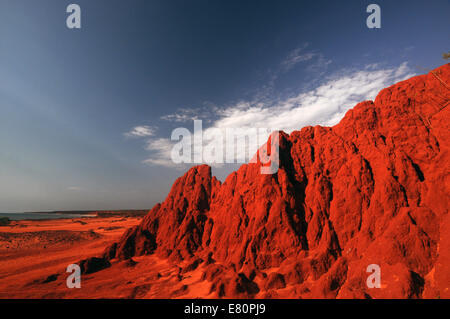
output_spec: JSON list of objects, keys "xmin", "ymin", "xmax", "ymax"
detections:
[{"xmin": 0, "ymin": 217, "xmax": 11, "ymax": 226}]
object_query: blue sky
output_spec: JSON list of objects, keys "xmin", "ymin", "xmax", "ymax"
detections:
[{"xmin": 0, "ymin": 0, "xmax": 449, "ymax": 212}]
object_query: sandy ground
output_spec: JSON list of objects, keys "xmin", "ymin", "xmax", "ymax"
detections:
[
  {"xmin": 0, "ymin": 216, "xmax": 144, "ymax": 298},
  {"xmin": 0, "ymin": 217, "xmax": 225, "ymax": 299},
  {"xmin": 0, "ymin": 217, "xmax": 295, "ymax": 299}
]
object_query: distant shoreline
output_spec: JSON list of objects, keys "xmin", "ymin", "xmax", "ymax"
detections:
[
  {"xmin": 25, "ymin": 210, "xmax": 149, "ymax": 216},
  {"xmin": 0, "ymin": 210, "xmax": 149, "ymax": 222}
]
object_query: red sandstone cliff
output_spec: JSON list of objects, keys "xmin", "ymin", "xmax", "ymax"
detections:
[{"xmin": 90, "ymin": 64, "xmax": 449, "ymax": 299}]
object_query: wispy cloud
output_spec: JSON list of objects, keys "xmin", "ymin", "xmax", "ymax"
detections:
[
  {"xmin": 280, "ymin": 43, "xmax": 314, "ymax": 72},
  {"xmin": 124, "ymin": 125, "xmax": 156, "ymax": 138},
  {"xmin": 211, "ymin": 62, "xmax": 415, "ymax": 132},
  {"xmin": 268, "ymin": 43, "xmax": 332, "ymax": 88},
  {"xmin": 279, "ymin": 43, "xmax": 332, "ymax": 75},
  {"xmin": 67, "ymin": 186, "xmax": 82, "ymax": 191},
  {"xmin": 160, "ymin": 104, "xmax": 220, "ymax": 124},
  {"xmin": 137, "ymin": 61, "xmax": 415, "ymax": 169},
  {"xmin": 142, "ymin": 138, "xmax": 187, "ymax": 169},
  {"xmin": 160, "ymin": 109, "xmax": 200, "ymax": 123}
]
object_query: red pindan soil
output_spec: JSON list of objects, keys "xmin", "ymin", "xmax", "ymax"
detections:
[
  {"xmin": 0, "ymin": 216, "xmax": 143, "ymax": 298},
  {"xmin": 1, "ymin": 64, "xmax": 449, "ymax": 299}
]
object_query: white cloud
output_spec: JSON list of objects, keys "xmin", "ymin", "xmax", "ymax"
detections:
[
  {"xmin": 161, "ymin": 113, "xmax": 198, "ymax": 123},
  {"xmin": 140, "ymin": 62, "xmax": 416, "ymax": 168},
  {"xmin": 142, "ymin": 138, "xmax": 187, "ymax": 169},
  {"xmin": 125, "ymin": 125, "xmax": 156, "ymax": 138},
  {"xmin": 161, "ymin": 110, "xmax": 199, "ymax": 123},
  {"xmin": 280, "ymin": 44, "xmax": 332, "ymax": 74},
  {"xmin": 160, "ymin": 105, "xmax": 220, "ymax": 123},
  {"xmin": 208, "ymin": 62, "xmax": 415, "ymax": 132},
  {"xmin": 67, "ymin": 186, "xmax": 82, "ymax": 191},
  {"xmin": 281, "ymin": 46, "xmax": 314, "ymax": 72}
]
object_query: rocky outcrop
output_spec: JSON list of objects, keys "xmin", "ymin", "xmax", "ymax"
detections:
[
  {"xmin": 78, "ymin": 257, "xmax": 111, "ymax": 275},
  {"xmin": 87, "ymin": 64, "xmax": 450, "ymax": 298}
]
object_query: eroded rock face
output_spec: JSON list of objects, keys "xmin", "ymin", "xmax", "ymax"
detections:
[
  {"xmin": 97, "ymin": 64, "xmax": 449, "ymax": 298},
  {"xmin": 78, "ymin": 257, "xmax": 111, "ymax": 275}
]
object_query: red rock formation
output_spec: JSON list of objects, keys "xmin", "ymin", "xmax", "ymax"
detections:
[{"xmin": 96, "ymin": 64, "xmax": 450, "ymax": 298}]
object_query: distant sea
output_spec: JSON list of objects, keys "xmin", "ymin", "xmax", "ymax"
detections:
[{"xmin": 0, "ymin": 212, "xmax": 93, "ymax": 221}]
